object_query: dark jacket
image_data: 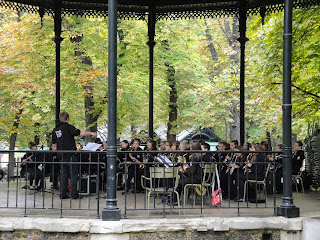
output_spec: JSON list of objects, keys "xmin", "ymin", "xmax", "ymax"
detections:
[
  {"xmin": 130, "ymin": 147, "xmax": 143, "ymax": 162},
  {"xmin": 185, "ymin": 155, "xmax": 203, "ymax": 183},
  {"xmin": 251, "ymin": 153, "xmax": 267, "ymax": 178},
  {"xmin": 292, "ymin": 150, "xmax": 304, "ymax": 175}
]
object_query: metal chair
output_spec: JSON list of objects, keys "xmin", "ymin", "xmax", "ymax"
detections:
[
  {"xmin": 293, "ymin": 171, "xmax": 304, "ymax": 194},
  {"xmin": 183, "ymin": 164, "xmax": 216, "ymax": 207},
  {"xmin": 244, "ymin": 163, "xmax": 271, "ymax": 202},
  {"xmin": 141, "ymin": 166, "xmax": 180, "ymax": 210}
]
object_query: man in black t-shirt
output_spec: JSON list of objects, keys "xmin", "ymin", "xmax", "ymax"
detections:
[{"xmin": 52, "ymin": 111, "xmax": 96, "ymax": 199}]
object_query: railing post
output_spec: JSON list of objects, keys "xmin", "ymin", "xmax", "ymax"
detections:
[
  {"xmin": 102, "ymin": 0, "xmax": 121, "ymax": 221},
  {"xmin": 277, "ymin": 0, "xmax": 299, "ymax": 218}
]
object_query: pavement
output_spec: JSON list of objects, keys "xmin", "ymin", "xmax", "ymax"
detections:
[{"xmin": 0, "ymin": 180, "xmax": 320, "ymax": 219}]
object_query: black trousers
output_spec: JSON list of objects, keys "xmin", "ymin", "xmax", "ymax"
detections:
[
  {"xmin": 275, "ymin": 169, "xmax": 283, "ymax": 192},
  {"xmin": 60, "ymin": 154, "xmax": 79, "ymax": 198},
  {"xmin": 127, "ymin": 164, "xmax": 143, "ymax": 191},
  {"xmin": 26, "ymin": 165, "xmax": 43, "ymax": 189}
]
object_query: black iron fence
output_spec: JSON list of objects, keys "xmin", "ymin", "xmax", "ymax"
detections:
[
  {"xmin": 0, "ymin": 150, "xmax": 106, "ymax": 219},
  {"xmin": 118, "ymin": 150, "xmax": 282, "ymax": 218},
  {"xmin": 0, "ymin": 149, "xmax": 282, "ymax": 219}
]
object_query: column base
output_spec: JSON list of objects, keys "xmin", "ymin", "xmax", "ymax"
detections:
[
  {"xmin": 102, "ymin": 208, "xmax": 121, "ymax": 221},
  {"xmin": 277, "ymin": 206, "xmax": 300, "ymax": 218}
]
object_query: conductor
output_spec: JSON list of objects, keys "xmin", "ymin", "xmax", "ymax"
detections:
[{"xmin": 52, "ymin": 111, "xmax": 97, "ymax": 199}]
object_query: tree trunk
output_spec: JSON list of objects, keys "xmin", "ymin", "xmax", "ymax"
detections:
[
  {"xmin": 220, "ymin": 17, "xmax": 241, "ymax": 141},
  {"xmin": 8, "ymin": 107, "xmax": 23, "ymax": 180},
  {"xmin": 166, "ymin": 63, "xmax": 177, "ymax": 142},
  {"xmin": 70, "ymin": 35, "xmax": 99, "ymax": 144},
  {"xmin": 204, "ymin": 19, "xmax": 220, "ymax": 77},
  {"xmin": 228, "ymin": 102, "xmax": 240, "ymax": 142}
]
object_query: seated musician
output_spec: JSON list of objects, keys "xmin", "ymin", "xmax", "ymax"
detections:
[
  {"xmin": 220, "ymin": 140, "xmax": 238, "ymax": 199},
  {"xmin": 178, "ymin": 140, "xmax": 190, "ymax": 164},
  {"xmin": 235, "ymin": 144, "xmax": 267, "ymax": 202},
  {"xmin": 116, "ymin": 140, "xmax": 130, "ymax": 190},
  {"xmin": 44, "ymin": 143, "xmax": 59, "ymax": 190},
  {"xmin": 171, "ymin": 141, "xmax": 180, "ymax": 163},
  {"xmin": 175, "ymin": 142, "xmax": 203, "ymax": 204},
  {"xmin": 117, "ymin": 140, "xmax": 130, "ymax": 171},
  {"xmin": 144, "ymin": 139, "xmax": 157, "ymax": 168},
  {"xmin": 126, "ymin": 138, "xmax": 144, "ymax": 193},
  {"xmin": 201, "ymin": 142, "xmax": 214, "ymax": 163},
  {"xmin": 228, "ymin": 147, "xmax": 246, "ymax": 200},
  {"xmin": 21, "ymin": 141, "xmax": 44, "ymax": 191},
  {"xmin": 268, "ymin": 144, "xmax": 283, "ymax": 193}
]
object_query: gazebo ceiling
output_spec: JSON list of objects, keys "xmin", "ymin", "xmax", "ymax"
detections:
[{"xmin": 0, "ymin": 0, "xmax": 319, "ymax": 20}]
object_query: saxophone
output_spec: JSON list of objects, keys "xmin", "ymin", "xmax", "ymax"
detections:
[
  {"xmin": 129, "ymin": 147, "xmax": 144, "ymax": 169},
  {"xmin": 177, "ymin": 153, "xmax": 188, "ymax": 176}
]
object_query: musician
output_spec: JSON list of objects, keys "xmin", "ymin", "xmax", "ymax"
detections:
[
  {"xmin": 243, "ymin": 142, "xmax": 252, "ymax": 151},
  {"xmin": 201, "ymin": 142, "xmax": 214, "ymax": 164},
  {"xmin": 118, "ymin": 140, "xmax": 130, "ymax": 166},
  {"xmin": 21, "ymin": 141, "xmax": 44, "ymax": 191},
  {"xmin": 226, "ymin": 140, "xmax": 238, "ymax": 160},
  {"xmin": 229, "ymin": 147, "xmax": 246, "ymax": 199},
  {"xmin": 292, "ymin": 141, "xmax": 305, "ymax": 175},
  {"xmin": 164, "ymin": 141, "xmax": 172, "ymax": 156},
  {"xmin": 52, "ymin": 111, "xmax": 96, "ymax": 199},
  {"xmin": 159, "ymin": 141, "xmax": 166, "ymax": 151},
  {"xmin": 144, "ymin": 139, "xmax": 157, "ymax": 165},
  {"xmin": 46, "ymin": 143, "xmax": 59, "ymax": 190},
  {"xmin": 268, "ymin": 144, "xmax": 283, "ymax": 193},
  {"xmin": 179, "ymin": 140, "xmax": 190, "ymax": 162},
  {"xmin": 171, "ymin": 141, "xmax": 180, "ymax": 163},
  {"xmin": 218, "ymin": 141, "xmax": 236, "ymax": 198},
  {"xmin": 175, "ymin": 142, "xmax": 203, "ymax": 205},
  {"xmin": 126, "ymin": 138, "xmax": 144, "ymax": 193},
  {"xmin": 242, "ymin": 142, "xmax": 252, "ymax": 160},
  {"xmin": 235, "ymin": 144, "xmax": 267, "ymax": 202}
]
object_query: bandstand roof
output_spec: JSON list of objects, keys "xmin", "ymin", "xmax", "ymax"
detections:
[{"xmin": 0, "ymin": 0, "xmax": 319, "ymax": 20}]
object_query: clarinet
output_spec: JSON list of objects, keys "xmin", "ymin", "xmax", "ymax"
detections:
[{"xmin": 226, "ymin": 154, "xmax": 237, "ymax": 174}]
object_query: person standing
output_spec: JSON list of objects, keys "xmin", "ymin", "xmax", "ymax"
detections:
[
  {"xmin": 52, "ymin": 111, "xmax": 96, "ymax": 199},
  {"xmin": 292, "ymin": 141, "xmax": 305, "ymax": 175},
  {"xmin": 126, "ymin": 138, "xmax": 143, "ymax": 193}
]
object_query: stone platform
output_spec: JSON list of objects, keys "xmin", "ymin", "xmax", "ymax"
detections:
[{"xmin": 0, "ymin": 216, "xmax": 320, "ymax": 240}]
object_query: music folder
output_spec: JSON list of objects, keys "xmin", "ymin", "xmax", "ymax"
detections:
[
  {"xmin": 81, "ymin": 143, "xmax": 102, "ymax": 151},
  {"xmin": 155, "ymin": 155, "xmax": 173, "ymax": 168}
]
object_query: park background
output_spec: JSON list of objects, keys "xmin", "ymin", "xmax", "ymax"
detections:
[{"xmin": 0, "ymin": 6, "xmax": 319, "ymax": 149}]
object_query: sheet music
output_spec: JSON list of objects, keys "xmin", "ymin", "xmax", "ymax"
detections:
[
  {"xmin": 156, "ymin": 155, "xmax": 173, "ymax": 168},
  {"xmin": 81, "ymin": 142, "xmax": 102, "ymax": 151}
]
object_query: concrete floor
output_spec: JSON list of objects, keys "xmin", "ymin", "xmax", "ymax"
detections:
[{"xmin": 0, "ymin": 180, "xmax": 319, "ymax": 219}]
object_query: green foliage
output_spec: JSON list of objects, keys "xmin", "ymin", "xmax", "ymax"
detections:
[{"xmin": 0, "ymin": 6, "xmax": 319, "ymax": 147}]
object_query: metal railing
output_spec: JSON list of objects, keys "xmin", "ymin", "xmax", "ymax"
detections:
[
  {"xmin": 0, "ymin": 150, "xmax": 106, "ymax": 219},
  {"xmin": 118, "ymin": 150, "xmax": 282, "ymax": 218},
  {"xmin": 0, "ymin": 149, "xmax": 283, "ymax": 219}
]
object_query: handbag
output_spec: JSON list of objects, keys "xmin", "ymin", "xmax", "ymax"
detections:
[{"xmin": 211, "ymin": 165, "xmax": 223, "ymax": 206}]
